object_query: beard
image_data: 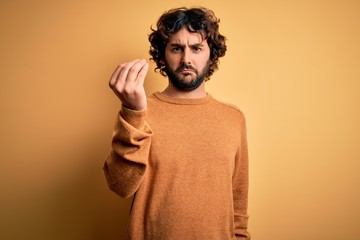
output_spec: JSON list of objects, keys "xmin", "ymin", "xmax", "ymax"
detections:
[{"xmin": 165, "ymin": 60, "xmax": 210, "ymax": 91}]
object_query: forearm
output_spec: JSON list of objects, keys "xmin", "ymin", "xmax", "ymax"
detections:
[
  {"xmin": 233, "ymin": 186, "xmax": 250, "ymax": 239},
  {"xmin": 233, "ymin": 112, "xmax": 250, "ymax": 239},
  {"xmin": 234, "ymin": 214, "xmax": 250, "ymax": 239},
  {"xmin": 104, "ymin": 107, "xmax": 152, "ymax": 198}
]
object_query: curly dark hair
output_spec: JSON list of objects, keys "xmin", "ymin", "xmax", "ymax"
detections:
[{"xmin": 148, "ymin": 7, "xmax": 227, "ymax": 80}]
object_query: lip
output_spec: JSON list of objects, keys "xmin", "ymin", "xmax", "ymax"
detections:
[{"xmin": 179, "ymin": 69, "xmax": 194, "ymax": 74}]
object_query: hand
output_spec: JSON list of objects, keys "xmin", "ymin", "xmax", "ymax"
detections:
[{"xmin": 109, "ymin": 59, "xmax": 149, "ymax": 111}]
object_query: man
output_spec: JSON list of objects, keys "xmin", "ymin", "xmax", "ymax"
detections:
[{"xmin": 104, "ymin": 7, "xmax": 250, "ymax": 240}]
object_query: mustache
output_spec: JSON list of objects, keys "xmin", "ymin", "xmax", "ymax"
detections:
[{"xmin": 175, "ymin": 64, "xmax": 197, "ymax": 73}]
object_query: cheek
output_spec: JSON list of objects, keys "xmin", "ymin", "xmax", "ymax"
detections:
[
  {"xmin": 165, "ymin": 56, "xmax": 179, "ymax": 68},
  {"xmin": 199, "ymin": 54, "xmax": 211, "ymax": 68}
]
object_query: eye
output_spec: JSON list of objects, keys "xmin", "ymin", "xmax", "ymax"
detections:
[
  {"xmin": 192, "ymin": 46, "xmax": 202, "ymax": 52},
  {"xmin": 171, "ymin": 47, "xmax": 182, "ymax": 53}
]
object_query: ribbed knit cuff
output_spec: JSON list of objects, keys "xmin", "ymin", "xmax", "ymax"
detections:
[{"xmin": 120, "ymin": 106, "xmax": 147, "ymax": 129}]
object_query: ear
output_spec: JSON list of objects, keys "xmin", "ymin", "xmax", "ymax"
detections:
[{"xmin": 160, "ymin": 58, "xmax": 165, "ymax": 65}]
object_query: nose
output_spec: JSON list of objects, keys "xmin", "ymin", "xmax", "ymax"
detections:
[{"xmin": 181, "ymin": 48, "xmax": 191, "ymax": 65}]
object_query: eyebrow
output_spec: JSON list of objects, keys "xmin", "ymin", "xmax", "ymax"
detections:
[{"xmin": 168, "ymin": 43, "xmax": 205, "ymax": 48}]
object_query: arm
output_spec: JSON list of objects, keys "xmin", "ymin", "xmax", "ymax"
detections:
[
  {"xmin": 233, "ymin": 113, "xmax": 251, "ymax": 239},
  {"xmin": 104, "ymin": 59, "xmax": 151, "ymax": 198},
  {"xmin": 103, "ymin": 106, "xmax": 152, "ymax": 198}
]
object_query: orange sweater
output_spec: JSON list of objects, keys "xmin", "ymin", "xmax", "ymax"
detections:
[{"xmin": 104, "ymin": 92, "xmax": 250, "ymax": 239}]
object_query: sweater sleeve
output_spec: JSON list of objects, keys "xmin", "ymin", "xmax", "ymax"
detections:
[
  {"xmin": 103, "ymin": 106, "xmax": 153, "ymax": 198},
  {"xmin": 233, "ymin": 112, "xmax": 251, "ymax": 240}
]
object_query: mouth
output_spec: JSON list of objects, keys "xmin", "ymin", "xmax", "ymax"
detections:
[
  {"xmin": 176, "ymin": 65, "xmax": 196, "ymax": 74},
  {"xmin": 179, "ymin": 69, "xmax": 194, "ymax": 74},
  {"xmin": 178, "ymin": 70, "xmax": 195, "ymax": 78}
]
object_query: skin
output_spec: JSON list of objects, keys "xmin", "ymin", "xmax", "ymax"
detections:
[
  {"xmin": 162, "ymin": 27, "xmax": 211, "ymax": 98},
  {"xmin": 109, "ymin": 59, "xmax": 149, "ymax": 111},
  {"xmin": 109, "ymin": 27, "xmax": 211, "ymax": 110}
]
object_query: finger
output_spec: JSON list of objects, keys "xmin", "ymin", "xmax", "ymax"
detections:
[
  {"xmin": 124, "ymin": 59, "xmax": 147, "ymax": 84},
  {"xmin": 109, "ymin": 64, "xmax": 122, "ymax": 88},
  {"xmin": 116, "ymin": 59, "xmax": 141, "ymax": 87},
  {"xmin": 135, "ymin": 62, "xmax": 149, "ymax": 87}
]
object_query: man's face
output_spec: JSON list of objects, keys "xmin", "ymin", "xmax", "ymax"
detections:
[{"xmin": 164, "ymin": 27, "xmax": 211, "ymax": 91}]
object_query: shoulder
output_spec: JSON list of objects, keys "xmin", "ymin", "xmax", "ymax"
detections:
[{"xmin": 210, "ymin": 95, "xmax": 246, "ymax": 121}]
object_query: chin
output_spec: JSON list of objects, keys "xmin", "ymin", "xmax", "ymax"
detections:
[{"xmin": 179, "ymin": 74, "xmax": 196, "ymax": 81}]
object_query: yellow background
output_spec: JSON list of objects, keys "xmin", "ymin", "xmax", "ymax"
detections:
[{"xmin": 1, "ymin": 0, "xmax": 359, "ymax": 239}]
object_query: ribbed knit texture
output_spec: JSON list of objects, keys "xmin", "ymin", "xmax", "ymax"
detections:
[{"xmin": 104, "ymin": 92, "xmax": 250, "ymax": 239}]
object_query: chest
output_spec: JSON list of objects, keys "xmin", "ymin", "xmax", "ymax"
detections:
[{"xmin": 147, "ymin": 108, "xmax": 241, "ymax": 176}]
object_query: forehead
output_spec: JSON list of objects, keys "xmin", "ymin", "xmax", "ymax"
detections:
[{"xmin": 167, "ymin": 27, "xmax": 207, "ymax": 45}]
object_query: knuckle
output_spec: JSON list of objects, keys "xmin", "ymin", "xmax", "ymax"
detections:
[
  {"xmin": 128, "ymin": 67, "xmax": 139, "ymax": 75},
  {"xmin": 133, "ymin": 86, "xmax": 143, "ymax": 95},
  {"xmin": 123, "ymin": 85, "xmax": 134, "ymax": 95},
  {"xmin": 114, "ymin": 83, "xmax": 124, "ymax": 94},
  {"xmin": 137, "ymin": 71, "xmax": 145, "ymax": 78}
]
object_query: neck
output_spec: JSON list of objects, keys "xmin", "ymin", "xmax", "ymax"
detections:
[{"xmin": 162, "ymin": 81, "xmax": 207, "ymax": 99}]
